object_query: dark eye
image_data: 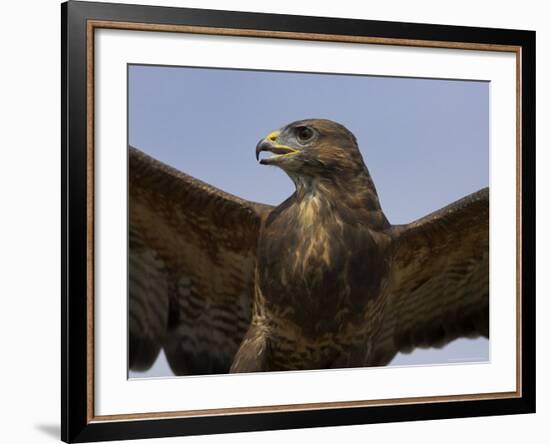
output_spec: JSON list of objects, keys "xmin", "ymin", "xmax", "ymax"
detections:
[{"xmin": 295, "ymin": 126, "xmax": 314, "ymax": 143}]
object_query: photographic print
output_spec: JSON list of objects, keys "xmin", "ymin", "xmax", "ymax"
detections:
[
  {"xmin": 128, "ymin": 65, "xmax": 489, "ymax": 379},
  {"xmin": 62, "ymin": 2, "xmax": 535, "ymax": 440}
]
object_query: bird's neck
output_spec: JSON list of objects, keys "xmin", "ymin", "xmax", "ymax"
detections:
[{"xmin": 288, "ymin": 168, "xmax": 389, "ymax": 230}]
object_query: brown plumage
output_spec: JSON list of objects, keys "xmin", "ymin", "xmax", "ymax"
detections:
[{"xmin": 129, "ymin": 118, "xmax": 488, "ymax": 375}]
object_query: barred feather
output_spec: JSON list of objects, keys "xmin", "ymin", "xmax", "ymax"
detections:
[
  {"xmin": 368, "ymin": 188, "xmax": 489, "ymax": 366},
  {"xmin": 129, "ymin": 146, "xmax": 272, "ymax": 374}
]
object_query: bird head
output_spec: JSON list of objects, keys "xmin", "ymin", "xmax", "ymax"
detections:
[{"xmin": 255, "ymin": 119, "xmax": 366, "ymax": 180}]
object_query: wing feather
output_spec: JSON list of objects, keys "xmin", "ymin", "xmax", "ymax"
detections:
[
  {"xmin": 129, "ymin": 146, "xmax": 272, "ymax": 375},
  {"xmin": 369, "ymin": 188, "xmax": 489, "ymax": 366}
]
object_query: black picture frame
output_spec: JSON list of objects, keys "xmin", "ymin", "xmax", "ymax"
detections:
[{"xmin": 61, "ymin": 1, "xmax": 536, "ymax": 442}]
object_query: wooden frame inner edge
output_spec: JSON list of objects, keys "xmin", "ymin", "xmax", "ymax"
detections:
[{"xmin": 85, "ymin": 19, "xmax": 523, "ymax": 423}]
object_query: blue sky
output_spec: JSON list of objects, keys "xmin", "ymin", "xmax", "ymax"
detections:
[{"xmin": 128, "ymin": 64, "xmax": 489, "ymax": 378}]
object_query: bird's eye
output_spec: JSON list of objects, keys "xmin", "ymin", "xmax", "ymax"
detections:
[{"xmin": 295, "ymin": 126, "xmax": 314, "ymax": 143}]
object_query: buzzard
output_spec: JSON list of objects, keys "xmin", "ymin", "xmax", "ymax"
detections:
[{"xmin": 129, "ymin": 118, "xmax": 489, "ymax": 375}]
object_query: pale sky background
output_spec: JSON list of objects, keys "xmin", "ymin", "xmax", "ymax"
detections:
[{"xmin": 128, "ymin": 64, "xmax": 489, "ymax": 378}]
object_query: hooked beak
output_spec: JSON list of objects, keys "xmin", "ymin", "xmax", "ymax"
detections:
[{"xmin": 255, "ymin": 131, "xmax": 299, "ymax": 165}]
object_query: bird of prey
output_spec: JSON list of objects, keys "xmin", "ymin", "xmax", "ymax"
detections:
[{"xmin": 129, "ymin": 118, "xmax": 489, "ymax": 375}]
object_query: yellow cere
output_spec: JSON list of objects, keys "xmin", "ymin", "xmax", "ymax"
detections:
[{"xmin": 265, "ymin": 130, "xmax": 299, "ymax": 157}]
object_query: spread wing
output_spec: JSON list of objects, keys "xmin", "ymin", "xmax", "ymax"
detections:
[
  {"xmin": 129, "ymin": 146, "xmax": 272, "ymax": 375},
  {"xmin": 369, "ymin": 188, "xmax": 489, "ymax": 366}
]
